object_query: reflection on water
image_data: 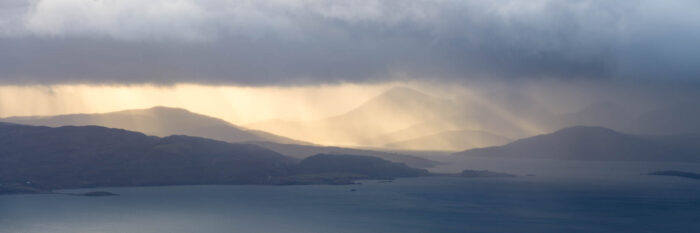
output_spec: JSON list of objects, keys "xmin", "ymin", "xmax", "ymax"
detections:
[{"xmin": 1, "ymin": 159, "xmax": 700, "ymax": 233}]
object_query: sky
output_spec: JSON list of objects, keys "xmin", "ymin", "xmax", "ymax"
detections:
[
  {"xmin": 0, "ymin": 0, "xmax": 699, "ymax": 85},
  {"xmin": 0, "ymin": 0, "xmax": 699, "ymax": 147}
]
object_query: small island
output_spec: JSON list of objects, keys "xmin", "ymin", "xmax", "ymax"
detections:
[
  {"xmin": 79, "ymin": 191, "xmax": 119, "ymax": 197},
  {"xmin": 0, "ymin": 183, "xmax": 118, "ymax": 196},
  {"xmin": 458, "ymin": 169, "xmax": 517, "ymax": 178},
  {"xmin": 648, "ymin": 170, "xmax": 700, "ymax": 180}
]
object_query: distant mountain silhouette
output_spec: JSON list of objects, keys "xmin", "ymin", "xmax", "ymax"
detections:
[
  {"xmin": 247, "ymin": 86, "xmax": 549, "ymax": 149},
  {"xmin": 362, "ymin": 115, "xmax": 524, "ymax": 151},
  {"xmin": 1, "ymin": 106, "xmax": 307, "ymax": 145},
  {"xmin": 251, "ymin": 141, "xmax": 442, "ymax": 169},
  {"xmin": 361, "ymin": 89, "xmax": 559, "ymax": 148},
  {"xmin": 454, "ymin": 126, "xmax": 700, "ymax": 162},
  {"xmin": 0, "ymin": 123, "xmax": 432, "ymax": 194},
  {"xmin": 384, "ymin": 130, "xmax": 511, "ymax": 151},
  {"xmin": 247, "ymin": 86, "xmax": 456, "ymax": 146}
]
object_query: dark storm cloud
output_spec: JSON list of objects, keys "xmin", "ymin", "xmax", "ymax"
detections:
[{"xmin": 0, "ymin": 0, "xmax": 698, "ymax": 85}]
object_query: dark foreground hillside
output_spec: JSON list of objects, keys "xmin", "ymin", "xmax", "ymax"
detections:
[
  {"xmin": 1, "ymin": 106, "xmax": 306, "ymax": 144},
  {"xmin": 0, "ymin": 122, "xmax": 295, "ymax": 191},
  {"xmin": 0, "ymin": 123, "xmax": 429, "ymax": 194}
]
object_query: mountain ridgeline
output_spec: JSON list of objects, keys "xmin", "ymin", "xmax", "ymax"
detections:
[
  {"xmin": 249, "ymin": 87, "xmax": 700, "ymax": 150},
  {"xmin": 0, "ymin": 122, "xmax": 294, "ymax": 189},
  {"xmin": 0, "ymin": 123, "xmax": 429, "ymax": 194},
  {"xmin": 0, "ymin": 106, "xmax": 441, "ymax": 166},
  {"xmin": 4, "ymin": 87, "xmax": 699, "ymax": 152},
  {"xmin": 246, "ymin": 87, "xmax": 465, "ymax": 148},
  {"xmin": 250, "ymin": 141, "xmax": 442, "ymax": 169},
  {"xmin": 1, "ymin": 106, "xmax": 308, "ymax": 145},
  {"xmin": 454, "ymin": 126, "xmax": 700, "ymax": 162}
]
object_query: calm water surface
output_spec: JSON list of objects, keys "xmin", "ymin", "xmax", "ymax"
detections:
[{"xmin": 2, "ymin": 159, "xmax": 700, "ymax": 233}]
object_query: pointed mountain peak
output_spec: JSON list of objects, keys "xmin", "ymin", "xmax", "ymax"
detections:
[
  {"xmin": 380, "ymin": 86, "xmax": 431, "ymax": 99},
  {"xmin": 111, "ymin": 106, "xmax": 207, "ymax": 119}
]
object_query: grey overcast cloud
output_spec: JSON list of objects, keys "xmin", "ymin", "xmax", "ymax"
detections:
[{"xmin": 1, "ymin": 0, "xmax": 699, "ymax": 85}]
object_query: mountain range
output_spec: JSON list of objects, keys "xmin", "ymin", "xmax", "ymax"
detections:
[
  {"xmin": 0, "ymin": 122, "xmax": 294, "ymax": 189},
  {"xmin": 246, "ymin": 87, "xmax": 458, "ymax": 146},
  {"xmin": 3, "ymin": 86, "xmax": 698, "ymax": 152},
  {"xmin": 454, "ymin": 126, "xmax": 700, "ymax": 162},
  {"xmin": 1, "ymin": 106, "xmax": 307, "ymax": 145},
  {"xmin": 2, "ymin": 86, "xmax": 519, "ymax": 151},
  {"xmin": 0, "ymin": 123, "xmax": 428, "ymax": 194},
  {"xmin": 247, "ymin": 86, "xmax": 521, "ymax": 150},
  {"xmin": 0, "ymin": 106, "xmax": 443, "ymax": 166}
]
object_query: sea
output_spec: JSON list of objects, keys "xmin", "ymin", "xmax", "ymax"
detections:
[{"xmin": 2, "ymin": 157, "xmax": 699, "ymax": 233}]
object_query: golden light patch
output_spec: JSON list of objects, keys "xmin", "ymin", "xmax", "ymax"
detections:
[
  {"xmin": 0, "ymin": 83, "xmax": 393, "ymax": 125},
  {"xmin": 0, "ymin": 82, "xmax": 549, "ymax": 150}
]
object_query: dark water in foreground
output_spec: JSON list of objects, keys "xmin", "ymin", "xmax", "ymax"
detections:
[{"xmin": 2, "ymin": 160, "xmax": 700, "ymax": 233}]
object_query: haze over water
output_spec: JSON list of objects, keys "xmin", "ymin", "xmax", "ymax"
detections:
[{"xmin": 3, "ymin": 159, "xmax": 700, "ymax": 233}]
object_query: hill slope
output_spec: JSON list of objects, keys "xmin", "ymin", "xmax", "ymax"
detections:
[
  {"xmin": 0, "ymin": 123, "xmax": 433, "ymax": 194},
  {"xmin": 251, "ymin": 141, "xmax": 442, "ymax": 169},
  {"xmin": 454, "ymin": 126, "xmax": 700, "ymax": 162},
  {"xmin": 1, "ymin": 106, "xmax": 306, "ymax": 144},
  {"xmin": 0, "ymin": 122, "xmax": 296, "ymax": 191},
  {"xmin": 384, "ymin": 129, "xmax": 511, "ymax": 151}
]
